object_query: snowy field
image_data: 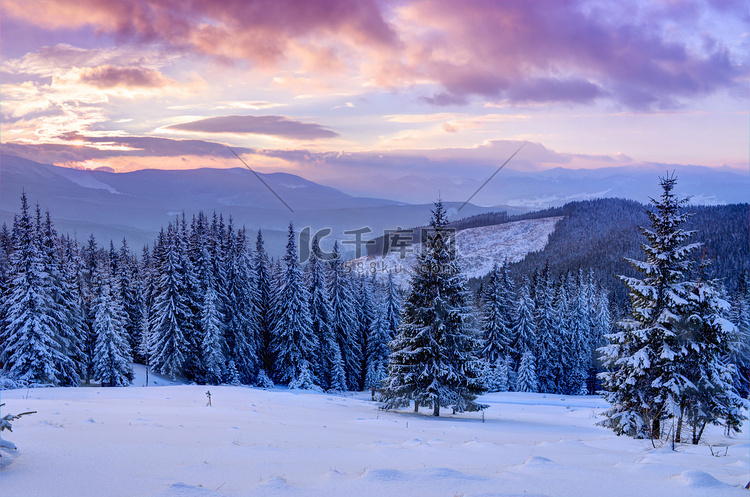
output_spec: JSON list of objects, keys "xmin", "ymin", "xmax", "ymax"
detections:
[{"xmin": 1, "ymin": 373, "xmax": 748, "ymax": 497}]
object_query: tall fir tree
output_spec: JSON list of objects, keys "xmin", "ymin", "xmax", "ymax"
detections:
[
  {"xmin": 599, "ymin": 174, "xmax": 702, "ymax": 440},
  {"xmin": 480, "ymin": 263, "xmax": 515, "ymax": 365},
  {"xmin": 272, "ymin": 223, "xmax": 317, "ymax": 385},
  {"xmin": 328, "ymin": 242, "xmax": 360, "ymax": 390},
  {"xmin": 515, "ymin": 350, "xmax": 538, "ymax": 393},
  {"xmin": 306, "ymin": 239, "xmax": 345, "ymax": 391},
  {"xmin": 149, "ymin": 224, "xmax": 192, "ymax": 379},
  {"xmin": 381, "ymin": 201, "xmax": 486, "ymax": 416},
  {"xmin": 92, "ymin": 270, "xmax": 134, "ymax": 387},
  {"xmin": 675, "ymin": 263, "xmax": 745, "ymax": 443},
  {"xmin": 2, "ymin": 194, "xmax": 76, "ymax": 385}
]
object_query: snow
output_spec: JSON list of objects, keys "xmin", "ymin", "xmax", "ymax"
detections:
[
  {"xmin": 351, "ymin": 217, "xmax": 562, "ymax": 288},
  {"xmin": 1, "ymin": 379, "xmax": 747, "ymax": 497}
]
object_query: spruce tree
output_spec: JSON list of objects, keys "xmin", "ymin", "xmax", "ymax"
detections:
[
  {"xmin": 149, "ymin": 225, "xmax": 191, "ymax": 379},
  {"xmin": 677, "ymin": 264, "xmax": 746, "ymax": 443},
  {"xmin": 513, "ymin": 281, "xmax": 537, "ymax": 359},
  {"xmin": 272, "ymin": 223, "xmax": 317, "ymax": 385},
  {"xmin": 2, "ymin": 195, "xmax": 75, "ymax": 385},
  {"xmin": 92, "ymin": 271, "xmax": 134, "ymax": 387},
  {"xmin": 480, "ymin": 263, "xmax": 515, "ymax": 365},
  {"xmin": 599, "ymin": 174, "xmax": 701, "ymax": 440},
  {"xmin": 328, "ymin": 242, "xmax": 360, "ymax": 390},
  {"xmin": 307, "ymin": 240, "xmax": 344, "ymax": 391},
  {"xmin": 381, "ymin": 201, "xmax": 486, "ymax": 416},
  {"xmin": 516, "ymin": 351, "xmax": 538, "ymax": 393}
]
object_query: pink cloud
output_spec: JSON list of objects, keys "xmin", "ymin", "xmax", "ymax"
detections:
[{"xmin": 3, "ymin": 0, "xmax": 398, "ymax": 66}]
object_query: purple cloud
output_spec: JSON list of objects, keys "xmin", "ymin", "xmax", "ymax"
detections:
[
  {"xmin": 165, "ymin": 115, "xmax": 339, "ymax": 140},
  {"xmin": 1, "ymin": 134, "xmax": 255, "ymax": 163},
  {"xmin": 79, "ymin": 65, "xmax": 168, "ymax": 88},
  {"xmin": 405, "ymin": 0, "xmax": 747, "ymax": 109}
]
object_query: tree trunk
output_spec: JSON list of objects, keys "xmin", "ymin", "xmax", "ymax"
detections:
[
  {"xmin": 651, "ymin": 418, "xmax": 661, "ymax": 440},
  {"xmin": 413, "ymin": 401, "xmax": 419, "ymax": 413},
  {"xmin": 675, "ymin": 412, "xmax": 683, "ymax": 443},
  {"xmin": 693, "ymin": 421, "xmax": 707, "ymax": 445},
  {"xmin": 433, "ymin": 403, "xmax": 440, "ymax": 417}
]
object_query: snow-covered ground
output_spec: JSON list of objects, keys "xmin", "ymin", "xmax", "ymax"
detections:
[
  {"xmin": 351, "ymin": 216, "xmax": 563, "ymax": 287},
  {"xmin": 1, "ymin": 375, "xmax": 747, "ymax": 497}
]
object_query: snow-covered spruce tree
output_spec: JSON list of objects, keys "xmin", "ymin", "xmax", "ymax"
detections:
[
  {"xmin": 149, "ymin": 224, "xmax": 192, "ymax": 379},
  {"xmin": 513, "ymin": 280, "xmax": 537, "ymax": 360},
  {"xmin": 383, "ymin": 271, "xmax": 402, "ymax": 340},
  {"xmin": 516, "ymin": 350, "xmax": 538, "ymax": 393},
  {"xmin": 365, "ymin": 294, "xmax": 391, "ymax": 390},
  {"xmin": 253, "ymin": 230, "xmax": 275, "ymax": 377},
  {"xmin": 568, "ymin": 269, "xmax": 592, "ymax": 395},
  {"xmin": 200, "ymin": 247, "xmax": 226, "ymax": 385},
  {"xmin": 328, "ymin": 242, "xmax": 361, "ymax": 390},
  {"xmin": 1, "ymin": 194, "xmax": 75, "ymax": 385},
  {"xmin": 676, "ymin": 263, "xmax": 746, "ymax": 443},
  {"xmin": 534, "ymin": 263, "xmax": 557, "ymax": 394},
  {"xmin": 272, "ymin": 223, "xmax": 318, "ymax": 386},
  {"xmin": 224, "ymin": 226, "xmax": 259, "ymax": 384},
  {"xmin": 381, "ymin": 200, "xmax": 486, "ymax": 416},
  {"xmin": 727, "ymin": 281, "xmax": 749, "ymax": 398},
  {"xmin": 306, "ymin": 239, "xmax": 345, "ymax": 391},
  {"xmin": 480, "ymin": 263, "xmax": 515, "ymax": 368},
  {"xmin": 598, "ymin": 174, "xmax": 701, "ymax": 440},
  {"xmin": 354, "ymin": 274, "xmax": 376, "ymax": 390},
  {"xmin": 92, "ymin": 271, "xmax": 134, "ymax": 387}
]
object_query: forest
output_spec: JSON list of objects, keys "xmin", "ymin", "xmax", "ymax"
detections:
[{"xmin": 0, "ymin": 192, "xmax": 747, "ymax": 412}]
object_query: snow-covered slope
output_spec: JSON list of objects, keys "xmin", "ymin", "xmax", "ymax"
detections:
[
  {"xmin": 351, "ymin": 216, "xmax": 562, "ymax": 287},
  {"xmin": 1, "ymin": 386, "xmax": 747, "ymax": 496}
]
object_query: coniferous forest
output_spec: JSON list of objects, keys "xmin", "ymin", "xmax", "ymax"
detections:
[{"xmin": 1, "ymin": 187, "xmax": 748, "ymax": 432}]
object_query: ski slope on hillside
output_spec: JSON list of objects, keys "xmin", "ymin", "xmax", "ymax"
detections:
[
  {"xmin": 351, "ymin": 216, "xmax": 562, "ymax": 287},
  {"xmin": 1, "ymin": 384, "xmax": 747, "ymax": 497}
]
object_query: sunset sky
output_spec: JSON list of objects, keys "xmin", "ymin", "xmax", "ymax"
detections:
[{"xmin": 1, "ymin": 0, "xmax": 747, "ymax": 198}]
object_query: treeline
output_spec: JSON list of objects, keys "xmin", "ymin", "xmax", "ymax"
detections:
[{"xmin": 0, "ymin": 193, "xmax": 402, "ymax": 389}]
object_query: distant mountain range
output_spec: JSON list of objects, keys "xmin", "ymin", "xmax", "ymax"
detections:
[
  {"xmin": 0, "ymin": 155, "xmax": 501, "ymax": 256},
  {"xmin": 1, "ymin": 154, "xmax": 747, "ymax": 257}
]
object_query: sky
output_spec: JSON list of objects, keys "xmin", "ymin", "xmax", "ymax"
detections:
[{"xmin": 1, "ymin": 0, "xmax": 748, "ymax": 201}]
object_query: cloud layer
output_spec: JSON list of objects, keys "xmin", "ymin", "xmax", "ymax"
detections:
[
  {"xmin": 4, "ymin": 0, "xmax": 746, "ymax": 109},
  {"xmin": 166, "ymin": 115, "xmax": 338, "ymax": 139}
]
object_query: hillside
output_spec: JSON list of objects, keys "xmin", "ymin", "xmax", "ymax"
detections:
[{"xmin": 351, "ymin": 217, "xmax": 562, "ymax": 288}]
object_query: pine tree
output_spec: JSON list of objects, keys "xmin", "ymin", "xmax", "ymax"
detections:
[
  {"xmin": 328, "ymin": 242, "xmax": 360, "ymax": 390},
  {"xmin": 365, "ymin": 294, "xmax": 391, "ymax": 390},
  {"xmin": 534, "ymin": 263, "xmax": 557, "ymax": 393},
  {"xmin": 513, "ymin": 281, "xmax": 537, "ymax": 359},
  {"xmin": 272, "ymin": 223, "xmax": 317, "ymax": 385},
  {"xmin": 92, "ymin": 271, "xmax": 134, "ymax": 387},
  {"xmin": 676, "ymin": 264, "xmax": 746, "ymax": 443},
  {"xmin": 383, "ymin": 271, "xmax": 402, "ymax": 340},
  {"xmin": 149, "ymin": 224, "xmax": 192, "ymax": 379},
  {"xmin": 1, "ymin": 195, "xmax": 75, "ymax": 385},
  {"xmin": 599, "ymin": 174, "xmax": 702, "ymax": 440},
  {"xmin": 516, "ymin": 351, "xmax": 538, "ymax": 393},
  {"xmin": 306, "ymin": 240, "xmax": 344, "ymax": 391},
  {"xmin": 223, "ymin": 226, "xmax": 259, "ymax": 383},
  {"xmin": 253, "ymin": 230, "xmax": 275, "ymax": 376},
  {"xmin": 200, "ymin": 249, "xmax": 225, "ymax": 386},
  {"xmin": 381, "ymin": 201, "xmax": 486, "ymax": 416},
  {"xmin": 354, "ymin": 274, "xmax": 376, "ymax": 390},
  {"xmin": 480, "ymin": 263, "xmax": 515, "ymax": 365}
]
